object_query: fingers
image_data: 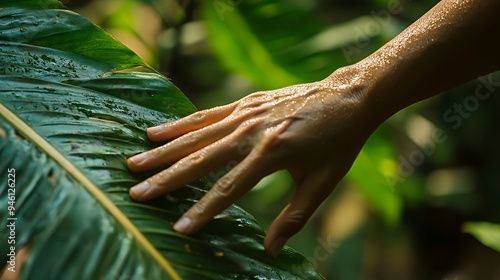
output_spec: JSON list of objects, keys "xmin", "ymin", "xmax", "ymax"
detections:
[
  {"xmin": 264, "ymin": 171, "xmax": 335, "ymax": 257},
  {"xmin": 127, "ymin": 120, "xmax": 237, "ymax": 172},
  {"xmin": 129, "ymin": 134, "xmax": 242, "ymax": 201},
  {"xmin": 172, "ymin": 147, "xmax": 277, "ymax": 235},
  {"xmin": 147, "ymin": 103, "xmax": 236, "ymax": 142}
]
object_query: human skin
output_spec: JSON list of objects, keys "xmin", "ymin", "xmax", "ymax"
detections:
[{"xmin": 128, "ymin": 0, "xmax": 500, "ymax": 257}]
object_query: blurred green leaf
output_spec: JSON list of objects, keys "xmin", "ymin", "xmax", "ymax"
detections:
[
  {"xmin": 201, "ymin": 1, "xmax": 401, "ymax": 88},
  {"xmin": 463, "ymin": 222, "xmax": 500, "ymax": 252},
  {"xmin": 347, "ymin": 127, "xmax": 402, "ymax": 226},
  {"xmin": 252, "ymin": 170, "xmax": 293, "ymax": 205}
]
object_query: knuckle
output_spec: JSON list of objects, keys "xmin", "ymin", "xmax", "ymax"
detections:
[
  {"xmin": 186, "ymin": 133, "xmax": 200, "ymax": 146},
  {"xmin": 186, "ymin": 152, "xmax": 206, "ymax": 168},
  {"xmin": 189, "ymin": 111, "xmax": 206, "ymax": 125},
  {"xmin": 213, "ymin": 177, "xmax": 234, "ymax": 197}
]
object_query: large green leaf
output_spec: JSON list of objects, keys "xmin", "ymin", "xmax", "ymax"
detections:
[
  {"xmin": 0, "ymin": 1, "xmax": 322, "ymax": 279},
  {"xmin": 202, "ymin": 0, "xmax": 403, "ymax": 226}
]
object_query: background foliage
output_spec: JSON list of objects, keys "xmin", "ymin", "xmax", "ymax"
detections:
[{"xmin": 6, "ymin": 0, "xmax": 499, "ymax": 279}]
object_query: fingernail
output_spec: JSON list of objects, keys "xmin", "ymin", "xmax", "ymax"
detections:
[
  {"xmin": 269, "ymin": 236, "xmax": 288, "ymax": 257},
  {"xmin": 174, "ymin": 217, "xmax": 192, "ymax": 233},
  {"xmin": 131, "ymin": 181, "xmax": 150, "ymax": 198},
  {"xmin": 147, "ymin": 125, "xmax": 164, "ymax": 136},
  {"xmin": 129, "ymin": 153, "xmax": 147, "ymax": 166}
]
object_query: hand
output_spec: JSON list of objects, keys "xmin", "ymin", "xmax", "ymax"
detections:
[{"xmin": 127, "ymin": 67, "xmax": 377, "ymax": 256}]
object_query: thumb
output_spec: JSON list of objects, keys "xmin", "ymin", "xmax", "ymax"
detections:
[{"xmin": 264, "ymin": 173, "xmax": 334, "ymax": 257}]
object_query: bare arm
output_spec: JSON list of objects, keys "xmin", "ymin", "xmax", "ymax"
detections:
[
  {"xmin": 127, "ymin": 0, "xmax": 500, "ymax": 257},
  {"xmin": 356, "ymin": 0, "xmax": 500, "ymax": 121}
]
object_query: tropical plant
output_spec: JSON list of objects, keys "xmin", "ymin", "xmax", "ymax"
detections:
[{"xmin": 0, "ymin": 0, "xmax": 322, "ymax": 279}]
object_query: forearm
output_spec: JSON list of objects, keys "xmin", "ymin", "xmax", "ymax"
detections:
[{"xmin": 335, "ymin": 0, "xmax": 500, "ymax": 123}]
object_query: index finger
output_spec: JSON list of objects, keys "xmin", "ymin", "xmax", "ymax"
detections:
[{"xmin": 147, "ymin": 103, "xmax": 237, "ymax": 142}]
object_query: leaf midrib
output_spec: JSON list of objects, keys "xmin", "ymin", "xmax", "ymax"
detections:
[{"xmin": 0, "ymin": 102, "xmax": 182, "ymax": 280}]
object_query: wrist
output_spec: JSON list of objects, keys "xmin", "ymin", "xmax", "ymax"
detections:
[{"xmin": 321, "ymin": 63, "xmax": 397, "ymax": 131}]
